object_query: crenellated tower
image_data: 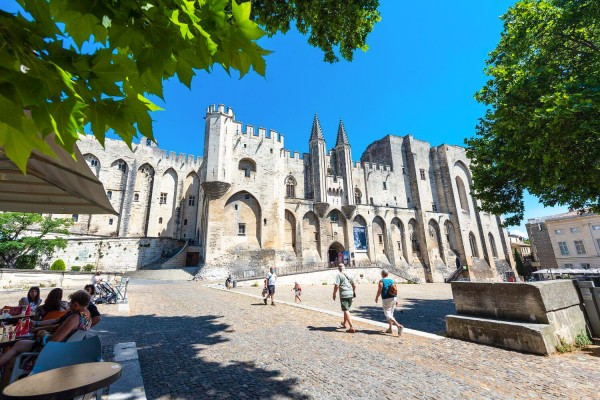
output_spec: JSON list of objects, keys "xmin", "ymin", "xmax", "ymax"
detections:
[
  {"xmin": 201, "ymin": 104, "xmax": 235, "ymax": 199},
  {"xmin": 308, "ymin": 115, "xmax": 328, "ymax": 204}
]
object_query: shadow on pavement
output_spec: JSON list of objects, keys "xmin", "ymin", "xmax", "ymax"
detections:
[
  {"xmin": 352, "ymin": 298, "xmax": 455, "ymax": 334},
  {"xmin": 99, "ymin": 314, "xmax": 310, "ymax": 399}
]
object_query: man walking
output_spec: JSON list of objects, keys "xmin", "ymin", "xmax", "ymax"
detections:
[
  {"xmin": 375, "ymin": 269, "xmax": 404, "ymax": 336},
  {"xmin": 333, "ymin": 264, "xmax": 356, "ymax": 333},
  {"xmin": 264, "ymin": 267, "xmax": 277, "ymax": 306}
]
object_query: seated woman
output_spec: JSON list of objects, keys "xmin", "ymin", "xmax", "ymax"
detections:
[
  {"xmin": 0, "ymin": 290, "xmax": 92, "ymax": 371},
  {"xmin": 32, "ymin": 288, "xmax": 69, "ymax": 321},
  {"xmin": 18, "ymin": 287, "xmax": 42, "ymax": 312},
  {"xmin": 84, "ymin": 285, "xmax": 102, "ymax": 327}
]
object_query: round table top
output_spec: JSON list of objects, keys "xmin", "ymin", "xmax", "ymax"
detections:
[{"xmin": 2, "ymin": 362, "xmax": 122, "ymax": 400}]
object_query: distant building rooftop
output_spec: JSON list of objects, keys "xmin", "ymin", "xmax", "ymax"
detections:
[{"xmin": 526, "ymin": 209, "xmax": 596, "ymax": 224}]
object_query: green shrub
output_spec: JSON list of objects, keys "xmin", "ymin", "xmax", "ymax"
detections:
[
  {"xmin": 322, "ymin": 282, "xmax": 327, "ymax": 285},
  {"xmin": 575, "ymin": 330, "xmax": 592, "ymax": 349},
  {"xmin": 50, "ymin": 259, "xmax": 66, "ymax": 271},
  {"xmin": 15, "ymin": 255, "xmax": 37, "ymax": 269},
  {"xmin": 251, "ymin": 282, "xmax": 259, "ymax": 287},
  {"xmin": 83, "ymin": 264, "xmax": 95, "ymax": 272},
  {"xmin": 555, "ymin": 336, "xmax": 574, "ymax": 353},
  {"xmin": 71, "ymin": 266, "xmax": 81, "ymax": 272}
]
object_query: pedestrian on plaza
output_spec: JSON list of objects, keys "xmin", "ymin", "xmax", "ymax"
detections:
[
  {"xmin": 292, "ymin": 282, "xmax": 302, "ymax": 303},
  {"xmin": 375, "ymin": 269, "xmax": 404, "ymax": 336},
  {"xmin": 333, "ymin": 264, "xmax": 356, "ymax": 333},
  {"xmin": 225, "ymin": 274, "xmax": 233, "ymax": 289},
  {"xmin": 264, "ymin": 267, "xmax": 277, "ymax": 306}
]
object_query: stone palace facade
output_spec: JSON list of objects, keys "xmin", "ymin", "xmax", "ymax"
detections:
[{"xmin": 68, "ymin": 104, "xmax": 513, "ymax": 282}]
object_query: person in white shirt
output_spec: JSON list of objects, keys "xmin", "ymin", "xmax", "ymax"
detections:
[
  {"xmin": 92, "ymin": 272, "xmax": 102, "ymax": 285},
  {"xmin": 264, "ymin": 267, "xmax": 277, "ymax": 306}
]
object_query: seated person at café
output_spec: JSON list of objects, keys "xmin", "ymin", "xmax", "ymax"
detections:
[
  {"xmin": 18, "ymin": 287, "xmax": 42, "ymax": 312},
  {"xmin": 0, "ymin": 290, "xmax": 92, "ymax": 371},
  {"xmin": 84, "ymin": 285, "xmax": 102, "ymax": 327},
  {"xmin": 35, "ymin": 286, "xmax": 101, "ymax": 329},
  {"xmin": 32, "ymin": 288, "xmax": 69, "ymax": 321}
]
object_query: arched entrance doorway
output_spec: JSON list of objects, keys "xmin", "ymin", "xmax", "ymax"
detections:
[{"xmin": 328, "ymin": 242, "xmax": 345, "ymax": 267}]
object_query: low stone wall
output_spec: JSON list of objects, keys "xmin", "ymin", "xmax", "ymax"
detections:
[
  {"xmin": 41, "ymin": 237, "xmax": 184, "ymax": 273},
  {"xmin": 446, "ymin": 280, "xmax": 587, "ymax": 355},
  {"xmin": 0, "ymin": 270, "xmax": 121, "ymax": 290}
]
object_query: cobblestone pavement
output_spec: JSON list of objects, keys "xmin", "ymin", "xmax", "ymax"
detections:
[
  {"xmin": 235, "ymin": 282, "xmax": 454, "ymax": 334},
  {"xmin": 3, "ymin": 283, "xmax": 600, "ymax": 399}
]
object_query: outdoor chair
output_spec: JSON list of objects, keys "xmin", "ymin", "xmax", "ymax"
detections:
[{"xmin": 9, "ymin": 331, "xmax": 98, "ymax": 384}]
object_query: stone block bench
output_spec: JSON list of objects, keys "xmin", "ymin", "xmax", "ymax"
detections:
[{"xmin": 446, "ymin": 280, "xmax": 587, "ymax": 355}]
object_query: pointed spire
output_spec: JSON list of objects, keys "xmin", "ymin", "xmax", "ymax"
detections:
[
  {"xmin": 310, "ymin": 114, "xmax": 324, "ymax": 141},
  {"xmin": 335, "ymin": 119, "xmax": 350, "ymax": 146}
]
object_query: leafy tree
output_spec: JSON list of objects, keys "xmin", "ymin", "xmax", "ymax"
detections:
[
  {"xmin": 466, "ymin": 0, "xmax": 600, "ymax": 226},
  {"xmin": 514, "ymin": 248, "xmax": 526, "ymax": 278},
  {"xmin": 0, "ymin": 213, "xmax": 71, "ymax": 269},
  {"xmin": 0, "ymin": 0, "xmax": 380, "ymax": 171}
]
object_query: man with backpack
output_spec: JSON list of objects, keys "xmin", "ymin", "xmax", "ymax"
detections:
[
  {"xmin": 333, "ymin": 264, "xmax": 356, "ymax": 333},
  {"xmin": 375, "ymin": 269, "xmax": 404, "ymax": 336}
]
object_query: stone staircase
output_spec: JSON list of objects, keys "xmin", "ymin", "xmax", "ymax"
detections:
[{"xmin": 124, "ymin": 267, "xmax": 199, "ymax": 281}]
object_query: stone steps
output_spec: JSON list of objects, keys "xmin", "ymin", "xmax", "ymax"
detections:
[{"xmin": 124, "ymin": 267, "xmax": 198, "ymax": 281}]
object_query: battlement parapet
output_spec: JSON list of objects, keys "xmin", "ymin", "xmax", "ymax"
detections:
[
  {"xmin": 207, "ymin": 103, "xmax": 235, "ymax": 117},
  {"xmin": 352, "ymin": 161, "xmax": 392, "ymax": 173},
  {"xmin": 282, "ymin": 150, "xmax": 303, "ymax": 160}
]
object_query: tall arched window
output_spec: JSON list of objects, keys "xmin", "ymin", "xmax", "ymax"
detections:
[
  {"xmin": 285, "ymin": 176, "xmax": 296, "ymax": 198},
  {"xmin": 488, "ymin": 233, "xmax": 498, "ymax": 258},
  {"xmin": 469, "ymin": 232, "xmax": 479, "ymax": 257},
  {"xmin": 411, "ymin": 232, "xmax": 420, "ymax": 253},
  {"xmin": 456, "ymin": 176, "xmax": 470, "ymax": 212},
  {"xmin": 354, "ymin": 188, "xmax": 362, "ymax": 204}
]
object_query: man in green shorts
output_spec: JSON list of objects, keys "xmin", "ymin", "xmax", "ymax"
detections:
[{"xmin": 333, "ymin": 264, "xmax": 356, "ymax": 333}]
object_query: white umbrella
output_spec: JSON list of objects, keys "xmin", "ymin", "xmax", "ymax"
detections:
[{"xmin": 0, "ymin": 135, "xmax": 117, "ymax": 215}]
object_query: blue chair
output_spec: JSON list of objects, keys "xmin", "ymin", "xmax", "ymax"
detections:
[
  {"xmin": 9, "ymin": 335, "xmax": 101, "ymax": 383},
  {"xmin": 30, "ymin": 336, "xmax": 102, "ymax": 375}
]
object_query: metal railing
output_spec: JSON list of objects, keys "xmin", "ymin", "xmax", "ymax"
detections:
[{"xmin": 230, "ymin": 261, "xmax": 421, "ymax": 284}]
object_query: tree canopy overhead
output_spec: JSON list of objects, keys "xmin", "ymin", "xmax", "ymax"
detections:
[
  {"xmin": 466, "ymin": 0, "xmax": 599, "ymax": 226},
  {"xmin": 0, "ymin": 0, "xmax": 381, "ymax": 172}
]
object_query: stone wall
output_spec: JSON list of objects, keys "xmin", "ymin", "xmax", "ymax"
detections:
[
  {"xmin": 48, "ymin": 104, "xmax": 514, "ymax": 282},
  {"xmin": 55, "ymin": 135, "xmax": 202, "ymax": 241},
  {"xmin": 446, "ymin": 281, "xmax": 587, "ymax": 354},
  {"xmin": 43, "ymin": 237, "xmax": 184, "ymax": 273},
  {"xmin": 0, "ymin": 270, "xmax": 121, "ymax": 290}
]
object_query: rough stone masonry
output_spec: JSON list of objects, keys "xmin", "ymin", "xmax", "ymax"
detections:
[{"xmin": 52, "ymin": 105, "xmax": 515, "ymax": 282}]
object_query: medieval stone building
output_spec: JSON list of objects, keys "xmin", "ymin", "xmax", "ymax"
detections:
[{"xmin": 68, "ymin": 104, "xmax": 513, "ymax": 282}]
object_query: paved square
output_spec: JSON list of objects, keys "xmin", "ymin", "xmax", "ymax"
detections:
[
  {"xmin": 235, "ymin": 282, "xmax": 454, "ymax": 334},
  {"xmin": 2, "ymin": 282, "xmax": 599, "ymax": 399},
  {"xmin": 98, "ymin": 281, "xmax": 599, "ymax": 399}
]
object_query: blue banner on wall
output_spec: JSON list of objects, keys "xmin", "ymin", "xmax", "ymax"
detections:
[{"xmin": 353, "ymin": 226, "xmax": 367, "ymax": 251}]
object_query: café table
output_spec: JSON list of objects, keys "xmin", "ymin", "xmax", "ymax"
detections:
[
  {"xmin": 2, "ymin": 362, "xmax": 122, "ymax": 400},
  {"xmin": 0, "ymin": 316, "xmax": 28, "ymax": 325},
  {"xmin": 0, "ymin": 334, "xmax": 34, "ymax": 349}
]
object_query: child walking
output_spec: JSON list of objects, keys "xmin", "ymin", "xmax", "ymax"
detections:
[{"xmin": 292, "ymin": 282, "xmax": 302, "ymax": 303}]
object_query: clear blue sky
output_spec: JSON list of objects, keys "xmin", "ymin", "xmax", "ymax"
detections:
[{"xmin": 3, "ymin": 0, "xmax": 568, "ymax": 233}]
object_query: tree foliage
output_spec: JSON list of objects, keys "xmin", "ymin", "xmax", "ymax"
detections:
[
  {"xmin": 0, "ymin": 212, "xmax": 71, "ymax": 269},
  {"xmin": 0, "ymin": 0, "xmax": 380, "ymax": 172},
  {"xmin": 250, "ymin": 0, "xmax": 380, "ymax": 63},
  {"xmin": 466, "ymin": 0, "xmax": 600, "ymax": 226},
  {"xmin": 514, "ymin": 248, "xmax": 526, "ymax": 278}
]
